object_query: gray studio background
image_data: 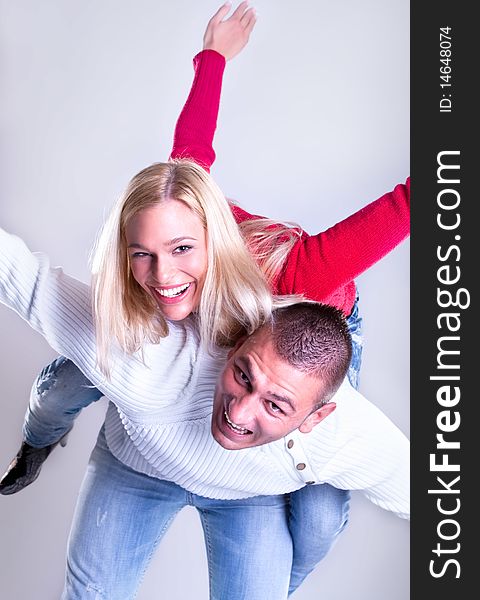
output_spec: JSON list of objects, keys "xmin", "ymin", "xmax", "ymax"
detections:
[{"xmin": 0, "ymin": 1, "xmax": 409, "ymax": 598}]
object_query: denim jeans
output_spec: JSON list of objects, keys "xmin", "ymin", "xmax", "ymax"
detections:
[
  {"xmin": 23, "ymin": 355, "xmax": 103, "ymax": 447},
  {"xmin": 24, "ymin": 295, "xmax": 363, "ymax": 596},
  {"xmin": 63, "ymin": 426, "xmax": 292, "ymax": 600}
]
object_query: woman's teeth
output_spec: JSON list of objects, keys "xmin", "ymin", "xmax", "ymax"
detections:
[{"xmin": 156, "ymin": 283, "xmax": 191, "ymax": 298}]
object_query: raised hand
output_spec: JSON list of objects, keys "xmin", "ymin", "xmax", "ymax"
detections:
[{"xmin": 203, "ymin": 1, "xmax": 256, "ymax": 61}]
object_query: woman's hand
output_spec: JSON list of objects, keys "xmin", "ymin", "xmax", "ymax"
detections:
[{"xmin": 203, "ymin": 1, "xmax": 256, "ymax": 61}]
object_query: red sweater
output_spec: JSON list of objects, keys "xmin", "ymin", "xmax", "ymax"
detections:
[{"xmin": 170, "ymin": 50, "xmax": 410, "ymax": 316}]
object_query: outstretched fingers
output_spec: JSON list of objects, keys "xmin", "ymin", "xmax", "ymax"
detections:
[
  {"xmin": 209, "ymin": 2, "xmax": 233, "ymax": 27},
  {"xmin": 203, "ymin": 1, "xmax": 257, "ymax": 61},
  {"xmin": 240, "ymin": 6, "xmax": 257, "ymax": 35},
  {"xmin": 231, "ymin": 1, "xmax": 250, "ymax": 20}
]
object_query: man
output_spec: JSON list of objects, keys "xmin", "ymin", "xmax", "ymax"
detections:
[
  {"xmin": 53, "ymin": 302, "xmax": 408, "ymax": 599},
  {"xmin": 61, "ymin": 301, "xmax": 408, "ymax": 599}
]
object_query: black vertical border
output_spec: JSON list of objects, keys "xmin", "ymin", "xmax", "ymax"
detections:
[{"xmin": 411, "ymin": 2, "xmax": 476, "ymax": 598}]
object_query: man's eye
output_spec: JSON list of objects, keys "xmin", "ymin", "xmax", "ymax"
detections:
[
  {"xmin": 239, "ymin": 369, "xmax": 250, "ymax": 384},
  {"xmin": 267, "ymin": 401, "xmax": 284, "ymax": 415},
  {"xmin": 131, "ymin": 252, "xmax": 150, "ymax": 259},
  {"xmin": 235, "ymin": 367, "xmax": 251, "ymax": 387}
]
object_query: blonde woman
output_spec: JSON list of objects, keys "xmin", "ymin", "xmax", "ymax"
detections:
[
  {"xmin": 91, "ymin": 158, "xmax": 272, "ymax": 375},
  {"xmin": 0, "ymin": 3, "xmax": 409, "ymax": 597}
]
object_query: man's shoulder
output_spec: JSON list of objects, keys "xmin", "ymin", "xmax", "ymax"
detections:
[{"xmin": 309, "ymin": 377, "xmax": 404, "ymax": 443}]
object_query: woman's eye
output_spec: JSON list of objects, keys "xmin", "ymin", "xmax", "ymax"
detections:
[
  {"xmin": 173, "ymin": 245, "xmax": 193, "ymax": 254},
  {"xmin": 131, "ymin": 252, "xmax": 150, "ymax": 259}
]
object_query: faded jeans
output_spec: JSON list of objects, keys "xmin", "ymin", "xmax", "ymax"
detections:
[{"xmin": 62, "ymin": 426, "xmax": 292, "ymax": 600}]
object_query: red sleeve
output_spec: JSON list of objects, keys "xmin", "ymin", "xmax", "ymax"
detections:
[
  {"xmin": 276, "ymin": 178, "xmax": 411, "ymax": 299},
  {"xmin": 230, "ymin": 203, "xmax": 266, "ymax": 224},
  {"xmin": 169, "ymin": 54, "xmax": 409, "ymax": 306},
  {"xmin": 169, "ymin": 50, "xmax": 226, "ymax": 174}
]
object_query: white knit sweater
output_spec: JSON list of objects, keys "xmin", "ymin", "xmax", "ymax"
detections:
[{"xmin": 0, "ymin": 227, "xmax": 409, "ymax": 519}]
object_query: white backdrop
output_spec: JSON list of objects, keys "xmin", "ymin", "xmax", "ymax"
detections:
[{"xmin": 0, "ymin": 1, "xmax": 409, "ymax": 598}]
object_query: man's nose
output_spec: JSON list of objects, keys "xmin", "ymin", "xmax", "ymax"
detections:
[{"xmin": 228, "ymin": 393, "xmax": 258, "ymax": 426}]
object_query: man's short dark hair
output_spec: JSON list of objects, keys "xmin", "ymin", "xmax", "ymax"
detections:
[{"xmin": 267, "ymin": 301, "xmax": 352, "ymax": 405}]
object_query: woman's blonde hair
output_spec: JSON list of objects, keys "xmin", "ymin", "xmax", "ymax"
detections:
[
  {"xmin": 235, "ymin": 209, "xmax": 303, "ymax": 288},
  {"xmin": 91, "ymin": 160, "xmax": 272, "ymax": 376}
]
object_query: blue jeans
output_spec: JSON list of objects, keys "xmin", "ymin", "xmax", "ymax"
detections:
[
  {"xmin": 23, "ymin": 355, "xmax": 103, "ymax": 447},
  {"xmin": 63, "ymin": 426, "xmax": 292, "ymax": 600},
  {"xmin": 24, "ymin": 295, "xmax": 363, "ymax": 596},
  {"xmin": 287, "ymin": 293, "xmax": 362, "ymax": 595}
]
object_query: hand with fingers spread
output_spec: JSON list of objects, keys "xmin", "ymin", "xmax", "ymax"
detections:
[{"xmin": 203, "ymin": 1, "xmax": 256, "ymax": 61}]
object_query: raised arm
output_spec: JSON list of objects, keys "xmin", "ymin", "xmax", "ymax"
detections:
[{"xmin": 169, "ymin": 2, "xmax": 256, "ymax": 171}]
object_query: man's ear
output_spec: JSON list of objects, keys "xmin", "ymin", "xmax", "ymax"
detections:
[
  {"xmin": 227, "ymin": 334, "xmax": 248, "ymax": 359},
  {"xmin": 298, "ymin": 402, "xmax": 336, "ymax": 434}
]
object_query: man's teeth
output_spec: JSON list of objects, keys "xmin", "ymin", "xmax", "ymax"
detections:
[
  {"xmin": 224, "ymin": 411, "xmax": 250, "ymax": 434},
  {"xmin": 156, "ymin": 283, "xmax": 191, "ymax": 298}
]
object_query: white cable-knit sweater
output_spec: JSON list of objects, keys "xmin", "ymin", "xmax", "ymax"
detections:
[{"xmin": 0, "ymin": 227, "xmax": 409, "ymax": 519}]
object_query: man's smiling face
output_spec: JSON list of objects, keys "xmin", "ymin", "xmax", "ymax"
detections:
[{"xmin": 211, "ymin": 327, "xmax": 336, "ymax": 450}]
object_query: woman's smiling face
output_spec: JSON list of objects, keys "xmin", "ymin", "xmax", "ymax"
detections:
[{"xmin": 126, "ymin": 199, "xmax": 208, "ymax": 322}]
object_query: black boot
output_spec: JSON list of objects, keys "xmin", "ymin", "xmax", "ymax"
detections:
[{"xmin": 0, "ymin": 430, "xmax": 71, "ymax": 495}]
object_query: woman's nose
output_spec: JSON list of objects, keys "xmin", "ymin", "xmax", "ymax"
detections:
[{"xmin": 152, "ymin": 256, "xmax": 175, "ymax": 283}]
